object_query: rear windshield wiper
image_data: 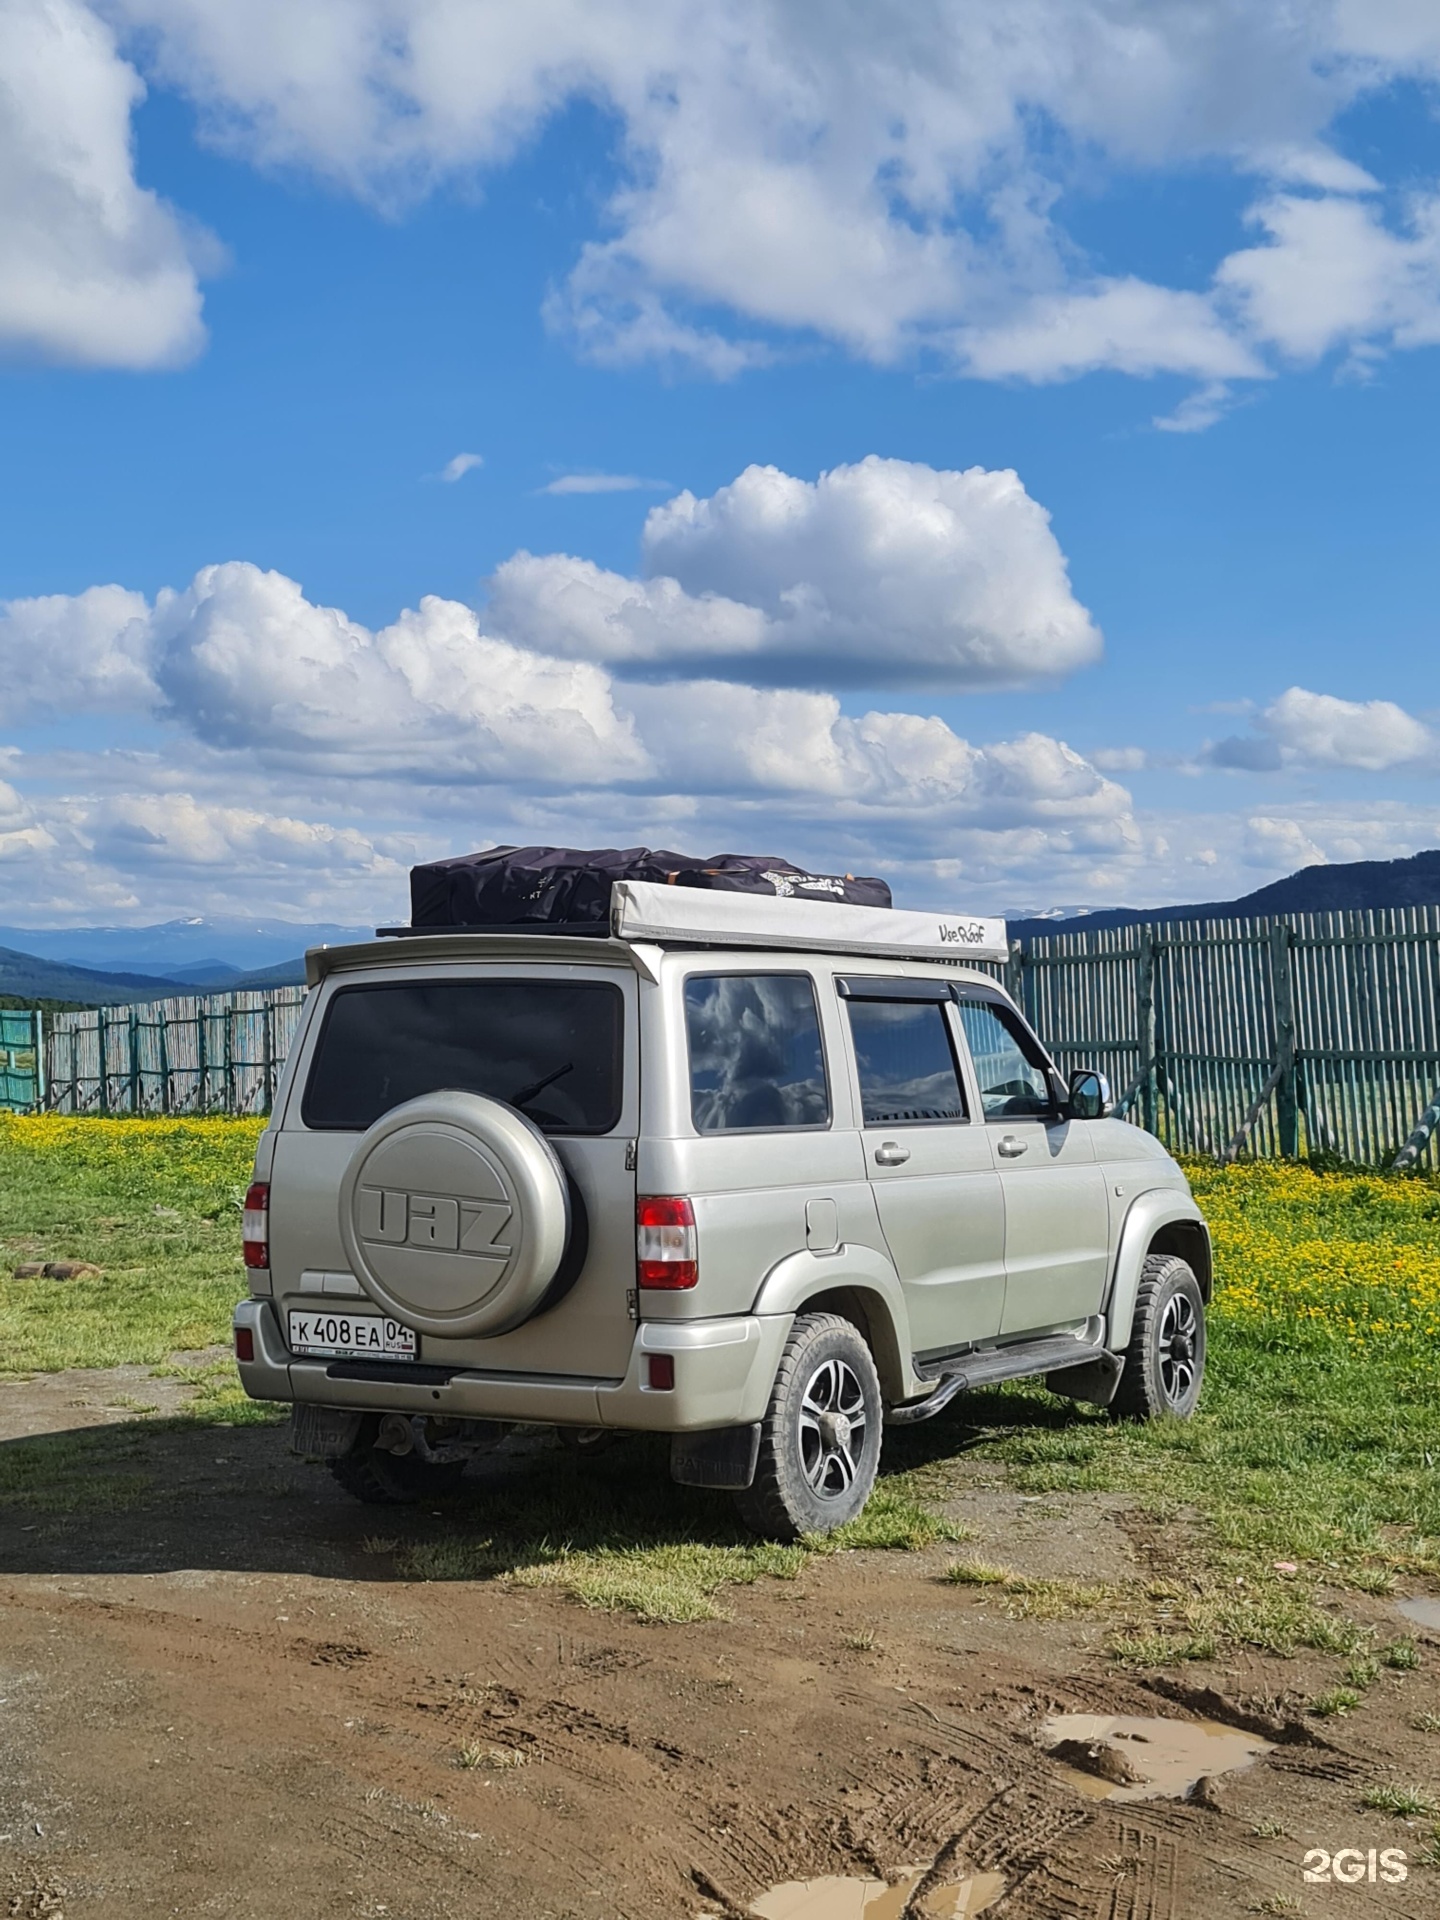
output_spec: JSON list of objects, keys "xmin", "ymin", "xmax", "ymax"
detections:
[{"xmin": 506, "ymin": 1061, "xmax": 574, "ymax": 1109}]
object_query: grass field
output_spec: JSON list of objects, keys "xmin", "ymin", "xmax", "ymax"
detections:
[{"xmin": 0, "ymin": 1117, "xmax": 1437, "ymax": 1642}]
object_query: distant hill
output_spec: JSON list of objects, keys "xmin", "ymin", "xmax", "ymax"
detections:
[
  {"xmin": 0, "ymin": 948, "xmax": 186, "ymax": 1007},
  {"xmin": 0, "ymin": 947, "xmax": 311, "ymax": 1007},
  {"xmin": 0, "ymin": 915, "xmax": 374, "ymax": 977},
  {"xmin": 1009, "ymin": 848, "xmax": 1440, "ymax": 943}
]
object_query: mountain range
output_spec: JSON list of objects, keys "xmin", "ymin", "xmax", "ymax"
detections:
[{"xmin": 5, "ymin": 851, "xmax": 1440, "ymax": 1005}]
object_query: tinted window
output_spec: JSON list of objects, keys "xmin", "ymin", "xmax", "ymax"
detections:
[
  {"xmin": 685, "ymin": 974, "xmax": 829, "ymax": 1132},
  {"xmin": 846, "ymin": 1001, "xmax": 967, "ymax": 1125},
  {"xmin": 302, "ymin": 980, "xmax": 623, "ymax": 1133},
  {"xmin": 955, "ymin": 998, "xmax": 1054, "ymax": 1118}
]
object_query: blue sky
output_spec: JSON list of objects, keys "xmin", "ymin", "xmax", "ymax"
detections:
[{"xmin": 2, "ymin": 2, "xmax": 1440, "ymax": 927}]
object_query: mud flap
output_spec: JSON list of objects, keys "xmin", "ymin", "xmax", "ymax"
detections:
[
  {"xmin": 670, "ymin": 1423, "xmax": 762, "ymax": 1490},
  {"xmin": 1046, "ymin": 1352, "xmax": 1124, "ymax": 1408},
  {"xmin": 290, "ymin": 1405, "xmax": 364, "ymax": 1460}
]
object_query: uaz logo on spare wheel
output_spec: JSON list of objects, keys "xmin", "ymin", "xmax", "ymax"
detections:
[
  {"xmin": 357, "ymin": 1185, "xmax": 513, "ymax": 1258},
  {"xmin": 345, "ymin": 1122, "xmax": 526, "ymax": 1318}
]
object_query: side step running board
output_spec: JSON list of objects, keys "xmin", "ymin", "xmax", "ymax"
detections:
[{"xmin": 888, "ymin": 1336, "xmax": 1111, "ymax": 1425}]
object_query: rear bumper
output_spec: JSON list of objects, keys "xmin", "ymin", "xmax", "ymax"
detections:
[{"xmin": 232, "ymin": 1298, "xmax": 791, "ymax": 1432}]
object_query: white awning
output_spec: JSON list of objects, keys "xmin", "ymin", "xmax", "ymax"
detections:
[{"xmin": 610, "ymin": 880, "xmax": 1009, "ymax": 963}]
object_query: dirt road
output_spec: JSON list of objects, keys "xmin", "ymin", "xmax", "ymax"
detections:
[{"xmin": 2, "ymin": 1376, "xmax": 1436, "ymax": 1920}]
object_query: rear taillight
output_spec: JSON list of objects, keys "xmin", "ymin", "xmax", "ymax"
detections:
[
  {"xmin": 636, "ymin": 1195, "xmax": 698, "ymax": 1289},
  {"xmin": 242, "ymin": 1181, "xmax": 269, "ymax": 1269},
  {"xmin": 234, "ymin": 1324, "xmax": 255, "ymax": 1363}
]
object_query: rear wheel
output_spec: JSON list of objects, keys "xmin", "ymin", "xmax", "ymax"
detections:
[
  {"xmin": 1110, "ymin": 1254, "xmax": 1206, "ymax": 1421},
  {"xmin": 557, "ymin": 1426, "xmax": 617, "ymax": 1457},
  {"xmin": 735, "ymin": 1312, "xmax": 882, "ymax": 1541},
  {"xmin": 328, "ymin": 1415, "xmax": 468, "ymax": 1505}
]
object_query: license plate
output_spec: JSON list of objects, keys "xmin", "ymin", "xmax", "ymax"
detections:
[{"xmin": 287, "ymin": 1309, "xmax": 418, "ymax": 1361}]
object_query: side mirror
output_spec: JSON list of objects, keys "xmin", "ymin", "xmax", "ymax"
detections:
[{"xmin": 1068, "ymin": 1068, "xmax": 1110, "ymax": 1120}]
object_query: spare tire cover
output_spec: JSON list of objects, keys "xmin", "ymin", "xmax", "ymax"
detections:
[{"xmin": 338, "ymin": 1090, "xmax": 571, "ymax": 1339}]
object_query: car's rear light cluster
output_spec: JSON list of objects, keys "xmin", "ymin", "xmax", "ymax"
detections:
[
  {"xmin": 635, "ymin": 1195, "xmax": 698, "ymax": 1289},
  {"xmin": 242, "ymin": 1181, "xmax": 270, "ymax": 1270}
]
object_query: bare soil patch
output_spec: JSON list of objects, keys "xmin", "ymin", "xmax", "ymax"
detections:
[{"xmin": 1, "ymin": 1384, "xmax": 1437, "ymax": 1920}]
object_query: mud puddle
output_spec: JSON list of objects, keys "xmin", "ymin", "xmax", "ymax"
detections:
[
  {"xmin": 1041, "ymin": 1711, "xmax": 1271, "ymax": 1802},
  {"xmin": 1397, "ymin": 1594, "xmax": 1440, "ymax": 1631},
  {"xmin": 746, "ymin": 1868, "xmax": 1005, "ymax": 1919}
]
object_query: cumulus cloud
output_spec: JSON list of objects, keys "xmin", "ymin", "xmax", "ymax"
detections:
[
  {"xmin": 0, "ymin": 2, "xmax": 1397, "ymax": 400},
  {"xmin": 491, "ymin": 457, "xmax": 1101, "ymax": 690},
  {"xmin": 1207, "ymin": 686, "xmax": 1435, "ymax": 774},
  {"xmin": 0, "ymin": 0, "xmax": 209, "ymax": 367},
  {"xmin": 0, "ymin": 534, "xmax": 1141, "ymax": 915},
  {"xmin": 148, "ymin": 562, "xmax": 651, "ymax": 781},
  {"xmin": 0, "ymin": 583, "xmax": 156, "ymax": 718}
]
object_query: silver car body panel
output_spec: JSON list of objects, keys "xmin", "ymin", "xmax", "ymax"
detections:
[{"xmin": 236, "ymin": 930, "xmax": 1210, "ymax": 1429}]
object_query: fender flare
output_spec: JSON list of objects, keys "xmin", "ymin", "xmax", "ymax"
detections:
[
  {"xmin": 1104, "ymin": 1191, "xmax": 1213, "ymax": 1350},
  {"xmin": 751, "ymin": 1243, "xmax": 917, "ymax": 1401}
]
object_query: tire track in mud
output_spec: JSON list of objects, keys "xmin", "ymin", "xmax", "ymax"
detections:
[{"xmin": 3, "ymin": 1554, "xmax": 1439, "ymax": 1919}]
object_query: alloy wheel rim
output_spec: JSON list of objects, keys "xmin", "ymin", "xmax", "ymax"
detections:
[
  {"xmin": 1158, "ymin": 1290, "xmax": 1200, "ymax": 1404},
  {"xmin": 797, "ymin": 1356, "xmax": 868, "ymax": 1498}
]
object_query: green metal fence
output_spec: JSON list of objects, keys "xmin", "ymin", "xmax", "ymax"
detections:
[
  {"xmin": 16, "ymin": 904, "xmax": 1440, "ymax": 1162},
  {"xmin": 988, "ymin": 904, "xmax": 1440, "ymax": 1167},
  {"xmin": 0, "ymin": 1009, "xmax": 43, "ymax": 1110}
]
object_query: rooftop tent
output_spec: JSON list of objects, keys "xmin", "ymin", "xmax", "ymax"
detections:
[{"xmin": 409, "ymin": 846, "xmax": 893, "ymax": 929}]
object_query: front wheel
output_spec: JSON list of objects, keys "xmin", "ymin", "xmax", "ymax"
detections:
[
  {"xmin": 734, "ymin": 1312, "xmax": 882, "ymax": 1541},
  {"xmin": 1110, "ymin": 1254, "xmax": 1206, "ymax": 1421}
]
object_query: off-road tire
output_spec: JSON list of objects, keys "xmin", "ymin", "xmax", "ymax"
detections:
[
  {"xmin": 734, "ymin": 1312, "xmax": 882, "ymax": 1541},
  {"xmin": 1110, "ymin": 1254, "xmax": 1206, "ymax": 1421},
  {"xmin": 328, "ymin": 1416, "xmax": 468, "ymax": 1505}
]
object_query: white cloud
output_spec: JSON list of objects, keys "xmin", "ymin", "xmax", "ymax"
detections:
[
  {"xmin": 439, "ymin": 451, "xmax": 483, "ymax": 482},
  {"xmin": 0, "ymin": 583, "xmax": 156, "ymax": 718},
  {"xmin": 957, "ymin": 281, "xmax": 1264, "ymax": 385},
  {"xmin": 0, "ymin": 540, "xmax": 1140, "ymax": 916},
  {"xmin": 1243, "ymin": 815, "xmax": 1328, "ymax": 871},
  {"xmin": 149, "ymin": 561, "xmax": 651, "ymax": 782},
  {"xmin": 48, "ymin": 1, "xmax": 1432, "ymax": 402},
  {"xmin": 1219, "ymin": 190, "xmax": 1440, "ymax": 364},
  {"xmin": 540, "ymin": 473, "xmax": 667, "ymax": 495},
  {"xmin": 1207, "ymin": 686, "xmax": 1435, "ymax": 774},
  {"xmin": 0, "ymin": 0, "xmax": 209, "ymax": 367},
  {"xmin": 1092, "ymin": 747, "xmax": 1149, "ymax": 773},
  {"xmin": 492, "ymin": 457, "xmax": 1101, "ymax": 690}
]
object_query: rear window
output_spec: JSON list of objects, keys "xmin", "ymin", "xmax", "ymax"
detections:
[
  {"xmin": 301, "ymin": 979, "xmax": 624, "ymax": 1133},
  {"xmin": 684, "ymin": 973, "xmax": 830, "ymax": 1132}
]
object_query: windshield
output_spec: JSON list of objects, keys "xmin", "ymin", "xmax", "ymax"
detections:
[{"xmin": 301, "ymin": 978, "xmax": 624, "ymax": 1133}]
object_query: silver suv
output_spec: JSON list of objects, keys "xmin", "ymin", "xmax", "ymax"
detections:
[{"xmin": 233, "ymin": 884, "xmax": 1211, "ymax": 1540}]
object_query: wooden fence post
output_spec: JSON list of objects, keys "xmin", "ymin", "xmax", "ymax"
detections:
[
  {"xmin": 1270, "ymin": 920, "xmax": 1298, "ymax": 1156},
  {"xmin": 1136, "ymin": 927, "xmax": 1157, "ymax": 1136}
]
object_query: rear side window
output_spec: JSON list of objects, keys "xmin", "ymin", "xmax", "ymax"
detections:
[
  {"xmin": 684, "ymin": 974, "xmax": 829, "ymax": 1132},
  {"xmin": 846, "ymin": 1000, "xmax": 967, "ymax": 1125},
  {"xmin": 301, "ymin": 979, "xmax": 624, "ymax": 1133}
]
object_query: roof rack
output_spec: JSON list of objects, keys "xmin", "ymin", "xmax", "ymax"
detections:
[{"xmin": 377, "ymin": 882, "xmax": 1009, "ymax": 964}]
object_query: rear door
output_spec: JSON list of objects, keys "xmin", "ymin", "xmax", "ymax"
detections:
[
  {"xmin": 270, "ymin": 962, "xmax": 639, "ymax": 1380},
  {"xmin": 839, "ymin": 978, "xmax": 1005, "ymax": 1358},
  {"xmin": 952, "ymin": 989, "xmax": 1109, "ymax": 1337}
]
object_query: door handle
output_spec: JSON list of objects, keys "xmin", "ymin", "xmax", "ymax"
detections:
[
  {"xmin": 997, "ymin": 1135, "xmax": 1029, "ymax": 1157},
  {"xmin": 873, "ymin": 1141, "xmax": 911, "ymax": 1166}
]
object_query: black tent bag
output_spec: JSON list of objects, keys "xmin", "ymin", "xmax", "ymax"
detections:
[{"xmin": 409, "ymin": 846, "xmax": 892, "ymax": 928}]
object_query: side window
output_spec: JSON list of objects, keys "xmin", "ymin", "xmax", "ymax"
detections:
[
  {"xmin": 954, "ymin": 998, "xmax": 1054, "ymax": 1119},
  {"xmin": 845, "ymin": 1000, "xmax": 968, "ymax": 1126},
  {"xmin": 684, "ymin": 974, "xmax": 830, "ymax": 1132}
]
